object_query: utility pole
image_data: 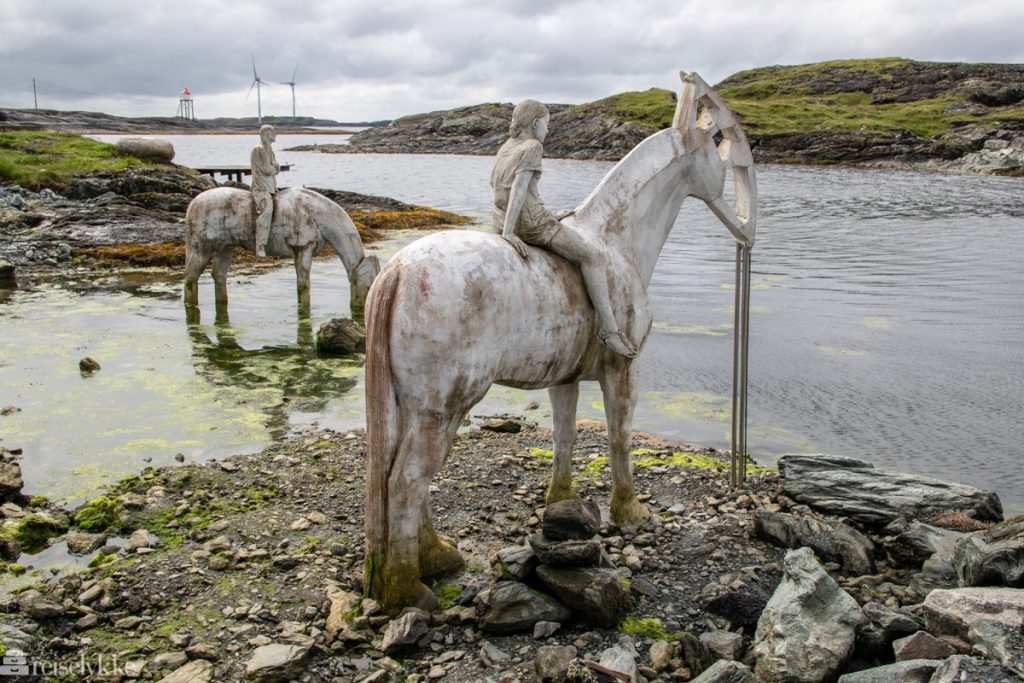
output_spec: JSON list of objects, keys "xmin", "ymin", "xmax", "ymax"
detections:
[{"xmin": 33, "ymin": 78, "xmax": 38, "ymax": 110}]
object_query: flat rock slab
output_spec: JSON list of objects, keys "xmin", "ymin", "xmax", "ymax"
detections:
[
  {"xmin": 892, "ymin": 630, "xmax": 956, "ymax": 661},
  {"xmin": 836, "ymin": 659, "xmax": 938, "ymax": 683},
  {"xmin": 689, "ymin": 659, "xmax": 760, "ymax": 683},
  {"xmin": 244, "ymin": 643, "xmax": 309, "ymax": 682},
  {"xmin": 156, "ymin": 659, "xmax": 214, "ymax": 683},
  {"xmin": 777, "ymin": 455, "xmax": 1002, "ymax": 527}
]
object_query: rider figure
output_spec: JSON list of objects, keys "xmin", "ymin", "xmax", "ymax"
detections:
[
  {"xmin": 251, "ymin": 124, "xmax": 280, "ymax": 257},
  {"xmin": 491, "ymin": 99, "xmax": 637, "ymax": 358}
]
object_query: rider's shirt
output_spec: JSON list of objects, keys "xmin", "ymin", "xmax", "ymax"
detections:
[
  {"xmin": 490, "ymin": 138, "xmax": 561, "ymax": 245},
  {"xmin": 250, "ymin": 145, "xmax": 279, "ymax": 195}
]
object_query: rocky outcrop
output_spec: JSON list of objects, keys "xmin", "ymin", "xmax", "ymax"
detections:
[
  {"xmin": 752, "ymin": 547, "xmax": 865, "ymax": 682},
  {"xmin": 315, "ymin": 319, "xmax": 366, "ymax": 356},
  {"xmin": 777, "ymin": 455, "xmax": 1003, "ymax": 527},
  {"xmin": 474, "ymin": 581, "xmax": 571, "ymax": 634},
  {"xmin": 290, "ymin": 100, "xmax": 656, "ymax": 161}
]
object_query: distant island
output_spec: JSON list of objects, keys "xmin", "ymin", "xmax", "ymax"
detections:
[
  {"xmin": 291, "ymin": 58, "xmax": 1024, "ymax": 176},
  {"xmin": 3, "ymin": 58, "xmax": 1022, "ymax": 175},
  {"xmin": 0, "ymin": 109, "xmax": 387, "ymax": 134}
]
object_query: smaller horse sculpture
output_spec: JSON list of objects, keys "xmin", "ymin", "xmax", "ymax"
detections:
[{"xmin": 183, "ymin": 187, "xmax": 380, "ymax": 322}]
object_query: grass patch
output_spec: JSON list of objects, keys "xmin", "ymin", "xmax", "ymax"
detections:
[
  {"xmin": 529, "ymin": 447, "xmax": 553, "ymax": 462},
  {"xmin": 0, "ymin": 131, "xmax": 152, "ymax": 191},
  {"xmin": 87, "ymin": 551, "xmax": 118, "ymax": 569}
]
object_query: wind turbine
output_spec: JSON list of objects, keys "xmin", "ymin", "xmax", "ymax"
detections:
[
  {"xmin": 247, "ymin": 55, "xmax": 270, "ymax": 123},
  {"xmin": 281, "ymin": 64, "xmax": 299, "ymax": 118}
]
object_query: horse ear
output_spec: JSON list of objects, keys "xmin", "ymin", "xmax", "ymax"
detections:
[{"xmin": 673, "ymin": 71, "xmax": 711, "ymax": 133}]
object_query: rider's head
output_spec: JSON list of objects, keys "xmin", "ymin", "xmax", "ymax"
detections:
[
  {"xmin": 510, "ymin": 99, "xmax": 549, "ymax": 138},
  {"xmin": 260, "ymin": 124, "xmax": 277, "ymax": 144}
]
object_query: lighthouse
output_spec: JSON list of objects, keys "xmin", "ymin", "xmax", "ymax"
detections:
[{"xmin": 176, "ymin": 88, "xmax": 195, "ymax": 121}]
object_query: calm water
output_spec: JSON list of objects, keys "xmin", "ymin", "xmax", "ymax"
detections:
[{"xmin": 5, "ymin": 134, "xmax": 1021, "ymax": 511}]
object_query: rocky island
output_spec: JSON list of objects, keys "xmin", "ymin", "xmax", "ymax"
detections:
[{"xmin": 291, "ymin": 58, "xmax": 1024, "ymax": 176}]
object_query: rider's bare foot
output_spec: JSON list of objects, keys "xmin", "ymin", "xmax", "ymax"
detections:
[{"xmin": 600, "ymin": 330, "xmax": 637, "ymax": 358}]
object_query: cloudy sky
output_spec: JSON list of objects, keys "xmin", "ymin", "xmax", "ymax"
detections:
[{"xmin": 2, "ymin": 0, "xmax": 1023, "ymax": 122}]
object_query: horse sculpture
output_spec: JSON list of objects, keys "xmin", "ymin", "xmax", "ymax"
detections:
[
  {"xmin": 183, "ymin": 187, "xmax": 380, "ymax": 322},
  {"xmin": 363, "ymin": 72, "xmax": 758, "ymax": 610}
]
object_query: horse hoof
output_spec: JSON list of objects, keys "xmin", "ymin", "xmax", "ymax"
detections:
[
  {"xmin": 419, "ymin": 536, "xmax": 465, "ymax": 578},
  {"xmin": 611, "ymin": 499, "xmax": 651, "ymax": 532}
]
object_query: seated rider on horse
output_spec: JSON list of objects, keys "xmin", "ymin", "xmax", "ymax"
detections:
[
  {"xmin": 491, "ymin": 99, "xmax": 637, "ymax": 358},
  {"xmin": 251, "ymin": 124, "xmax": 280, "ymax": 257}
]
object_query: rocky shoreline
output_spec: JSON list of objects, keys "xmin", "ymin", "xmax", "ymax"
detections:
[
  {"xmin": 1, "ymin": 419, "xmax": 1021, "ymax": 683},
  {"xmin": 0, "ymin": 165, "xmax": 470, "ymax": 279}
]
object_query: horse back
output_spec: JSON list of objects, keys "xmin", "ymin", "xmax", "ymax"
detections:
[{"xmin": 386, "ymin": 231, "xmax": 602, "ymax": 395}]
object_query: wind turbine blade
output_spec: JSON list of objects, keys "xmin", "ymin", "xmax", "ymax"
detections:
[
  {"xmin": 246, "ymin": 80, "xmax": 256, "ymax": 99},
  {"xmin": 252, "ymin": 54, "xmax": 259, "ymax": 80},
  {"xmin": 291, "ymin": 64, "xmax": 299, "ymax": 82}
]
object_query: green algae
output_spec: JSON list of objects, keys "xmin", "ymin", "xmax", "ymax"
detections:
[
  {"xmin": 435, "ymin": 583, "xmax": 462, "ymax": 610},
  {"xmin": 574, "ymin": 456, "xmax": 608, "ymax": 485},
  {"xmin": 652, "ymin": 322, "xmax": 732, "ymax": 336},
  {"xmin": 860, "ymin": 316, "xmax": 893, "ymax": 330},
  {"xmin": 11, "ymin": 514, "xmax": 68, "ymax": 552},
  {"xmin": 647, "ymin": 391, "xmax": 730, "ymax": 423},
  {"xmin": 529, "ymin": 447, "xmax": 553, "ymax": 462},
  {"xmin": 633, "ymin": 450, "xmax": 774, "ymax": 474},
  {"xmin": 74, "ymin": 496, "xmax": 119, "ymax": 532},
  {"xmin": 817, "ymin": 345, "xmax": 866, "ymax": 357}
]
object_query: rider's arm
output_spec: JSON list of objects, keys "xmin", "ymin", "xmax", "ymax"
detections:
[{"xmin": 502, "ymin": 170, "xmax": 534, "ymax": 238}]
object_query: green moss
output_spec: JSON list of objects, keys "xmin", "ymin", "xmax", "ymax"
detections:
[
  {"xmin": 573, "ymin": 456, "xmax": 608, "ymax": 485},
  {"xmin": 28, "ymin": 495, "xmax": 50, "ymax": 508},
  {"xmin": 1, "ymin": 562, "xmax": 27, "ymax": 575},
  {"xmin": 617, "ymin": 616, "xmax": 681, "ymax": 641},
  {"xmin": 87, "ymin": 551, "xmax": 118, "ymax": 569},
  {"xmin": 12, "ymin": 513, "xmax": 68, "ymax": 552},
  {"xmin": 529, "ymin": 447, "xmax": 553, "ymax": 462},
  {"xmin": 75, "ymin": 496, "xmax": 119, "ymax": 532},
  {"xmin": 0, "ymin": 640, "xmax": 5, "ymax": 656},
  {"xmin": 0, "ymin": 131, "xmax": 154, "ymax": 191},
  {"xmin": 618, "ymin": 576, "xmax": 631, "ymax": 592},
  {"xmin": 435, "ymin": 583, "xmax": 462, "ymax": 610},
  {"xmin": 632, "ymin": 450, "xmax": 774, "ymax": 474},
  {"xmin": 466, "ymin": 559, "xmax": 487, "ymax": 574}
]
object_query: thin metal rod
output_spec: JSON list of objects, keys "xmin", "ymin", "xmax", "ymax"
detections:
[
  {"xmin": 731, "ymin": 243, "xmax": 742, "ymax": 487},
  {"xmin": 740, "ymin": 246, "xmax": 752, "ymax": 483}
]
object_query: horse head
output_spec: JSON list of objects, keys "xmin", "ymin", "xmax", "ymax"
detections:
[
  {"xmin": 349, "ymin": 254, "xmax": 382, "ymax": 321},
  {"xmin": 675, "ymin": 72, "xmax": 757, "ymax": 248}
]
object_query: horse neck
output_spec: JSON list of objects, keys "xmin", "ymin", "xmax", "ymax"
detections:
[
  {"xmin": 574, "ymin": 128, "xmax": 694, "ymax": 289},
  {"xmin": 315, "ymin": 197, "xmax": 365, "ymax": 275}
]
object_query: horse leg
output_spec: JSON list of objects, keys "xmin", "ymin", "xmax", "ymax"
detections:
[
  {"xmin": 382, "ymin": 410, "xmax": 454, "ymax": 611},
  {"xmin": 210, "ymin": 245, "xmax": 233, "ymax": 320},
  {"xmin": 183, "ymin": 247, "xmax": 212, "ymax": 324},
  {"xmin": 294, "ymin": 246, "xmax": 313, "ymax": 317},
  {"xmin": 414, "ymin": 412, "xmax": 465, "ymax": 578},
  {"xmin": 547, "ymin": 382, "xmax": 581, "ymax": 504},
  {"xmin": 601, "ymin": 362, "xmax": 651, "ymax": 530}
]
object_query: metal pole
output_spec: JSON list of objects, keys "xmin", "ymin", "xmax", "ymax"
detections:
[
  {"xmin": 731, "ymin": 243, "xmax": 742, "ymax": 487},
  {"xmin": 731, "ymin": 243, "xmax": 753, "ymax": 487},
  {"xmin": 33, "ymin": 78, "xmax": 38, "ymax": 110}
]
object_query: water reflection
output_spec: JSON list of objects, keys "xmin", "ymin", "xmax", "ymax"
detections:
[{"xmin": 186, "ymin": 316, "xmax": 360, "ymax": 441}]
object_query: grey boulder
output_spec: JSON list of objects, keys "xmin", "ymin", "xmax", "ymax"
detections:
[
  {"xmin": 536, "ymin": 565, "xmax": 636, "ymax": 628},
  {"xmin": 754, "ymin": 508, "xmax": 875, "ymax": 575},
  {"xmin": 752, "ymin": 547, "xmax": 865, "ymax": 683},
  {"xmin": 115, "ymin": 137, "xmax": 175, "ymax": 163},
  {"xmin": 922, "ymin": 587, "xmax": 1024, "ymax": 672},
  {"xmin": 381, "ymin": 609, "xmax": 429, "ymax": 653},
  {"xmin": 836, "ymin": 659, "xmax": 938, "ymax": 683},
  {"xmin": 542, "ymin": 498, "xmax": 601, "ymax": 541},
  {"xmin": 475, "ymin": 581, "xmax": 571, "ymax": 634},
  {"xmin": 928, "ymin": 654, "xmax": 1019, "ymax": 683},
  {"xmin": 243, "ymin": 643, "xmax": 309, "ymax": 682},
  {"xmin": 855, "ymin": 602, "xmax": 923, "ymax": 658},
  {"xmin": 953, "ymin": 518, "xmax": 1024, "ymax": 587},
  {"xmin": 689, "ymin": 660, "xmax": 761, "ymax": 683}
]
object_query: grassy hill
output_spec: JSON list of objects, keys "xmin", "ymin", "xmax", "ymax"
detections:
[{"xmin": 713, "ymin": 57, "xmax": 1024, "ymax": 139}]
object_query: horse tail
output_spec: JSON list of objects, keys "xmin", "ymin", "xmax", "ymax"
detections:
[{"xmin": 363, "ymin": 262, "xmax": 401, "ymax": 599}]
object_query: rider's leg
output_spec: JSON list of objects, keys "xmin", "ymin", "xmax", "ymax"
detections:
[
  {"xmin": 544, "ymin": 226, "xmax": 637, "ymax": 358},
  {"xmin": 254, "ymin": 192, "xmax": 272, "ymax": 257}
]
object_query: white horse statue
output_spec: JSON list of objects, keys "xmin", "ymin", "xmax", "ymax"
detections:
[
  {"xmin": 183, "ymin": 186, "xmax": 381, "ymax": 322},
  {"xmin": 363, "ymin": 72, "xmax": 757, "ymax": 610}
]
